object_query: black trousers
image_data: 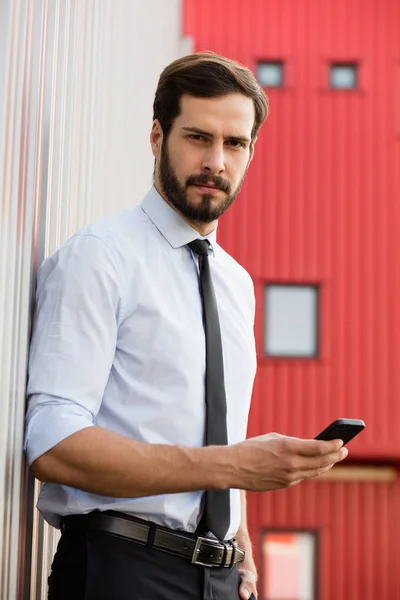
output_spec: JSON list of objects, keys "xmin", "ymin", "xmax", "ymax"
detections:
[{"xmin": 48, "ymin": 529, "xmax": 242, "ymax": 600}]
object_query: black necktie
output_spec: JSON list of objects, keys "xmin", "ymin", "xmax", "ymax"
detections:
[{"xmin": 188, "ymin": 239, "xmax": 230, "ymax": 541}]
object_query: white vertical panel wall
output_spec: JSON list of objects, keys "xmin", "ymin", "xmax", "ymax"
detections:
[{"xmin": 0, "ymin": 1, "xmax": 188, "ymax": 598}]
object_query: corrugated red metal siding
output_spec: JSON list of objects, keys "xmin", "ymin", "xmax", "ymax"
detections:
[
  {"xmin": 184, "ymin": 0, "xmax": 400, "ymax": 454},
  {"xmin": 184, "ymin": 1, "xmax": 400, "ymax": 598},
  {"xmin": 259, "ymin": 476, "xmax": 400, "ymax": 599}
]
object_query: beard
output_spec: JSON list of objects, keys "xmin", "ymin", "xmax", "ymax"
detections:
[{"xmin": 158, "ymin": 140, "xmax": 248, "ymax": 223}]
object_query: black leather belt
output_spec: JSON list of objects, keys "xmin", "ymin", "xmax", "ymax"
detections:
[{"xmin": 61, "ymin": 510, "xmax": 245, "ymax": 569}]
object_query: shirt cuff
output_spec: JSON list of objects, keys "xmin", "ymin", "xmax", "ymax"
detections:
[{"xmin": 24, "ymin": 398, "xmax": 94, "ymax": 465}]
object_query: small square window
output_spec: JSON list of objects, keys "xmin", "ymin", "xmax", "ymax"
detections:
[
  {"xmin": 262, "ymin": 531, "xmax": 317, "ymax": 600},
  {"xmin": 257, "ymin": 61, "xmax": 284, "ymax": 88},
  {"xmin": 330, "ymin": 64, "xmax": 357, "ymax": 89},
  {"xmin": 265, "ymin": 284, "xmax": 319, "ymax": 357}
]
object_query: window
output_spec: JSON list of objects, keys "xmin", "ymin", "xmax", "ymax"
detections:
[
  {"xmin": 330, "ymin": 63, "xmax": 357, "ymax": 89},
  {"xmin": 257, "ymin": 61, "xmax": 284, "ymax": 87},
  {"xmin": 265, "ymin": 285, "xmax": 319, "ymax": 357},
  {"xmin": 262, "ymin": 531, "xmax": 317, "ymax": 600}
]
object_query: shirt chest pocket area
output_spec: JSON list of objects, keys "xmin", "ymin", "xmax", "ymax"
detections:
[{"xmin": 116, "ymin": 274, "xmax": 207, "ymax": 379}]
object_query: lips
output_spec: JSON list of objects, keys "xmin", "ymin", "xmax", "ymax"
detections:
[
  {"xmin": 187, "ymin": 177, "xmax": 229, "ymax": 193},
  {"xmin": 193, "ymin": 183, "xmax": 220, "ymax": 190}
]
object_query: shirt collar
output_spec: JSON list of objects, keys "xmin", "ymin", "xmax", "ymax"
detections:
[{"xmin": 141, "ymin": 186, "xmax": 218, "ymax": 252}]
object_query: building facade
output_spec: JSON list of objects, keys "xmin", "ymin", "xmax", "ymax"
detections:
[{"xmin": 184, "ymin": 0, "xmax": 400, "ymax": 598}]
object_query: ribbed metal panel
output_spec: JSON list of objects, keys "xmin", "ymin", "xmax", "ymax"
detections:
[
  {"xmin": 0, "ymin": 1, "xmax": 183, "ymax": 597},
  {"xmin": 0, "ymin": 3, "xmax": 40, "ymax": 597},
  {"xmin": 184, "ymin": 0, "xmax": 400, "ymax": 598},
  {"xmin": 258, "ymin": 475, "xmax": 400, "ymax": 600},
  {"xmin": 184, "ymin": 0, "xmax": 400, "ymax": 454}
]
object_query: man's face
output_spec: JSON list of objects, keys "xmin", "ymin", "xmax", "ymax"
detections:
[{"xmin": 151, "ymin": 93, "xmax": 256, "ymax": 225}]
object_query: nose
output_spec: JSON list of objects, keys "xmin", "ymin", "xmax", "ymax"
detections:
[{"xmin": 201, "ymin": 143, "xmax": 225, "ymax": 175}]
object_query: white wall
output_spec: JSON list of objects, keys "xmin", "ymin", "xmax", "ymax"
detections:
[{"xmin": 0, "ymin": 1, "xmax": 190, "ymax": 597}]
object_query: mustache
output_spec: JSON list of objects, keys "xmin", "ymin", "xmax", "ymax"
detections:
[{"xmin": 185, "ymin": 173, "xmax": 231, "ymax": 194}]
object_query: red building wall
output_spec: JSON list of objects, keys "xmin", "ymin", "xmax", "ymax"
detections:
[{"xmin": 184, "ymin": 1, "xmax": 400, "ymax": 598}]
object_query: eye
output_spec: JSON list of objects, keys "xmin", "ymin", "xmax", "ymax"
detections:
[
  {"xmin": 226, "ymin": 139, "xmax": 246, "ymax": 149},
  {"xmin": 188, "ymin": 134, "xmax": 206, "ymax": 142}
]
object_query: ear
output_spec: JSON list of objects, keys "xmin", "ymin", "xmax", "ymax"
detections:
[
  {"xmin": 150, "ymin": 120, "xmax": 163, "ymax": 159},
  {"xmin": 248, "ymin": 137, "xmax": 257, "ymax": 163}
]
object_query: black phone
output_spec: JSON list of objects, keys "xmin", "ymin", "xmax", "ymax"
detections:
[{"xmin": 315, "ymin": 418, "xmax": 365, "ymax": 445}]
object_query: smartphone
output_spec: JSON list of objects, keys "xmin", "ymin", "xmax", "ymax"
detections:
[{"xmin": 315, "ymin": 418, "xmax": 365, "ymax": 445}]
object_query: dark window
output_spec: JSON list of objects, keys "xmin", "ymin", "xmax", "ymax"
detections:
[
  {"xmin": 257, "ymin": 61, "xmax": 284, "ymax": 88},
  {"xmin": 265, "ymin": 284, "xmax": 319, "ymax": 357},
  {"xmin": 330, "ymin": 63, "xmax": 357, "ymax": 89}
]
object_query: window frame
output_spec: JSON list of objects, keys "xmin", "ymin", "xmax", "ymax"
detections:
[
  {"xmin": 256, "ymin": 60, "xmax": 285, "ymax": 88},
  {"xmin": 264, "ymin": 283, "xmax": 320, "ymax": 359},
  {"xmin": 260, "ymin": 528, "xmax": 319, "ymax": 600},
  {"xmin": 329, "ymin": 62, "xmax": 358, "ymax": 90}
]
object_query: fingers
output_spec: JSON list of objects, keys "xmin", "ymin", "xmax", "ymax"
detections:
[
  {"xmin": 296, "ymin": 438, "xmax": 344, "ymax": 457},
  {"xmin": 238, "ymin": 433, "xmax": 349, "ymax": 492},
  {"xmin": 295, "ymin": 462, "xmax": 338, "ymax": 483},
  {"xmin": 238, "ymin": 569, "xmax": 257, "ymax": 600},
  {"xmin": 291, "ymin": 447, "xmax": 348, "ymax": 483},
  {"xmin": 299, "ymin": 446, "xmax": 347, "ymax": 472},
  {"xmin": 239, "ymin": 582, "xmax": 257, "ymax": 600},
  {"xmin": 303, "ymin": 447, "xmax": 348, "ymax": 469},
  {"xmin": 279, "ymin": 445, "xmax": 348, "ymax": 487}
]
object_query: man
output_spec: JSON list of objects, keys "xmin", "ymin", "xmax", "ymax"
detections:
[{"xmin": 25, "ymin": 52, "xmax": 347, "ymax": 600}]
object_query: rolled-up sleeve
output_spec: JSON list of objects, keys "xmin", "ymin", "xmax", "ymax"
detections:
[{"xmin": 24, "ymin": 233, "xmax": 121, "ymax": 465}]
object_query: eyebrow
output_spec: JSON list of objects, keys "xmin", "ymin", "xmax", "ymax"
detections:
[{"xmin": 181, "ymin": 126, "xmax": 251, "ymax": 144}]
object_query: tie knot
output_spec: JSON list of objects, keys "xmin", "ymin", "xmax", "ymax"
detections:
[{"xmin": 187, "ymin": 239, "xmax": 210, "ymax": 256}]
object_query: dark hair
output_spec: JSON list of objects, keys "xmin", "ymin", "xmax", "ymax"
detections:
[{"xmin": 153, "ymin": 52, "xmax": 269, "ymax": 143}]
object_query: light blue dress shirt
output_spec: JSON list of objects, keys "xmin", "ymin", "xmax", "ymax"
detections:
[{"xmin": 25, "ymin": 186, "xmax": 257, "ymax": 539}]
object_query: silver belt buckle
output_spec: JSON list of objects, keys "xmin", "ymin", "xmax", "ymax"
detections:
[{"xmin": 191, "ymin": 536, "xmax": 223, "ymax": 567}]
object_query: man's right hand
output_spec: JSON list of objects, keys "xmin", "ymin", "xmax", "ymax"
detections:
[{"xmin": 231, "ymin": 433, "xmax": 348, "ymax": 492}]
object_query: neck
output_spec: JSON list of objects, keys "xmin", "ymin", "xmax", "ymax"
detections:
[{"xmin": 154, "ymin": 182, "xmax": 217, "ymax": 237}]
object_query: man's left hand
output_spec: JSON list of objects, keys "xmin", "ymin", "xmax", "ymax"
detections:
[{"xmin": 238, "ymin": 567, "xmax": 258, "ymax": 599}]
